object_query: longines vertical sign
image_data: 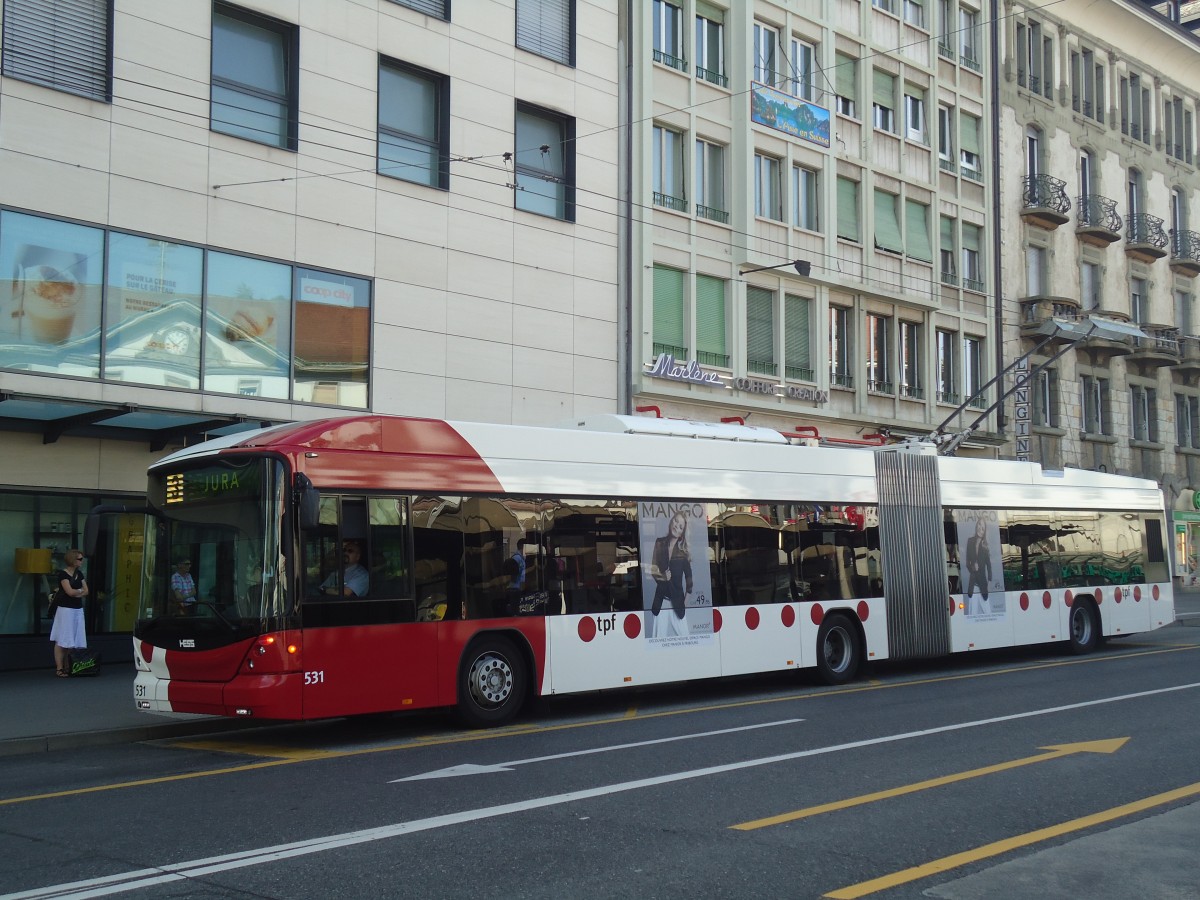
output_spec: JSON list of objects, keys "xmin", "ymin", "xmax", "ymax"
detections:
[
  {"xmin": 1013, "ymin": 357, "xmax": 1031, "ymax": 461},
  {"xmin": 644, "ymin": 353, "xmax": 829, "ymax": 404}
]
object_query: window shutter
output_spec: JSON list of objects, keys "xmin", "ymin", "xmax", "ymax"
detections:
[
  {"xmin": 784, "ymin": 294, "xmax": 811, "ymax": 370},
  {"xmin": 746, "ymin": 286, "xmax": 774, "ymax": 366},
  {"xmin": 389, "ymin": 0, "xmax": 447, "ymax": 17},
  {"xmin": 962, "ymin": 223, "xmax": 981, "ymax": 253},
  {"xmin": 872, "ymin": 69, "xmax": 894, "ymax": 106},
  {"xmin": 905, "ymin": 200, "xmax": 932, "ymax": 262},
  {"xmin": 2, "ymin": 0, "xmax": 110, "ymax": 101},
  {"xmin": 959, "ymin": 113, "xmax": 980, "ymax": 154},
  {"xmin": 874, "ymin": 190, "xmax": 903, "ymax": 253},
  {"xmin": 695, "ymin": 275, "xmax": 727, "ymax": 358},
  {"xmin": 1016, "ymin": 23, "xmax": 1026, "ymax": 84},
  {"xmin": 837, "ymin": 177, "xmax": 860, "ymax": 242},
  {"xmin": 516, "ymin": 0, "xmax": 572, "ymax": 66},
  {"xmin": 652, "ymin": 265, "xmax": 686, "ymax": 351},
  {"xmin": 940, "ymin": 215, "xmax": 954, "ymax": 259},
  {"xmin": 696, "ymin": 0, "xmax": 724, "ymax": 20},
  {"xmin": 835, "ymin": 52, "xmax": 856, "ymax": 98}
]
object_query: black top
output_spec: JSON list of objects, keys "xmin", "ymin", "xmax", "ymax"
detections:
[{"xmin": 56, "ymin": 568, "xmax": 85, "ymax": 610}]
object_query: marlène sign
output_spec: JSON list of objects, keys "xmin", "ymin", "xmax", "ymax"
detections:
[{"xmin": 644, "ymin": 354, "xmax": 829, "ymax": 404}]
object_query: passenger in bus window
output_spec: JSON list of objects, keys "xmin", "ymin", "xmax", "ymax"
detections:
[
  {"xmin": 320, "ymin": 540, "xmax": 369, "ymax": 597},
  {"xmin": 964, "ymin": 517, "xmax": 992, "ymax": 614}
]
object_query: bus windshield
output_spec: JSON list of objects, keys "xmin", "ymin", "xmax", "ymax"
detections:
[{"xmin": 142, "ymin": 456, "xmax": 289, "ymax": 629}]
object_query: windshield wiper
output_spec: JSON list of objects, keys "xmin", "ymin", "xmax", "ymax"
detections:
[{"xmin": 194, "ymin": 600, "xmax": 239, "ymax": 631}]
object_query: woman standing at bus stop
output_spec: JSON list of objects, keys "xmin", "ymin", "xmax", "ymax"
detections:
[{"xmin": 50, "ymin": 549, "xmax": 88, "ymax": 678}]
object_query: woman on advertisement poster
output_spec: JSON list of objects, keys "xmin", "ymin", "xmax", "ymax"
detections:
[
  {"xmin": 960, "ymin": 515, "xmax": 1005, "ymax": 616},
  {"xmin": 649, "ymin": 511, "xmax": 693, "ymax": 638}
]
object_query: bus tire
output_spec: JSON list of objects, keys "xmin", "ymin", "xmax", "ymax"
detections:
[
  {"xmin": 816, "ymin": 613, "xmax": 861, "ymax": 685},
  {"xmin": 1067, "ymin": 599, "xmax": 1100, "ymax": 654},
  {"xmin": 457, "ymin": 635, "xmax": 527, "ymax": 727}
]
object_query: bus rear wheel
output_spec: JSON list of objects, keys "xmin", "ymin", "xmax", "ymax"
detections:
[
  {"xmin": 1067, "ymin": 599, "xmax": 1100, "ymax": 654},
  {"xmin": 457, "ymin": 635, "xmax": 527, "ymax": 727},
  {"xmin": 816, "ymin": 614, "xmax": 861, "ymax": 685}
]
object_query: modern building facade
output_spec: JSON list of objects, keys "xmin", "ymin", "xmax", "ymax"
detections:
[
  {"xmin": 627, "ymin": 0, "xmax": 998, "ymax": 450},
  {"xmin": 0, "ymin": 0, "xmax": 620, "ymax": 667},
  {"xmin": 998, "ymin": 0, "xmax": 1200, "ymax": 588}
]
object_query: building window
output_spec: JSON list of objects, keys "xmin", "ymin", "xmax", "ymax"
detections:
[
  {"xmin": 652, "ymin": 0, "xmax": 685, "ymax": 71},
  {"xmin": 899, "ymin": 320, "xmax": 922, "ymax": 398},
  {"xmin": 755, "ymin": 153, "xmax": 782, "ymax": 221},
  {"xmin": 1081, "ymin": 261, "xmax": 1101, "ymax": 310},
  {"xmin": 938, "ymin": 105, "xmax": 955, "ymax": 171},
  {"xmin": 874, "ymin": 190, "xmax": 902, "ymax": 254},
  {"xmin": 388, "ymin": 0, "xmax": 447, "ymax": 17},
  {"xmin": 959, "ymin": 112, "xmax": 981, "ymax": 179},
  {"xmin": 1130, "ymin": 277, "xmax": 1148, "ymax": 323},
  {"xmin": 784, "ymin": 294, "xmax": 812, "ymax": 380},
  {"xmin": 753, "ymin": 22, "xmax": 780, "ymax": 88},
  {"xmin": 837, "ymin": 177, "xmax": 860, "ymax": 242},
  {"xmin": 1016, "ymin": 19, "xmax": 1053, "ymax": 99},
  {"xmin": 652, "ymin": 265, "xmax": 687, "ymax": 358},
  {"xmin": 1082, "ymin": 374, "xmax": 1111, "ymax": 435},
  {"xmin": 873, "ymin": 0, "xmax": 897, "ymax": 14},
  {"xmin": 1026, "ymin": 245, "xmax": 1047, "ymax": 296},
  {"xmin": 789, "ymin": 37, "xmax": 816, "ymax": 101},
  {"xmin": 1033, "ymin": 368, "xmax": 1058, "ymax": 427},
  {"xmin": 835, "ymin": 51, "xmax": 857, "ymax": 117},
  {"xmin": 210, "ymin": 3, "xmax": 298, "ymax": 150},
  {"xmin": 1176, "ymin": 289, "xmax": 1194, "ymax": 336},
  {"xmin": 959, "ymin": 6, "xmax": 980, "ymax": 70},
  {"xmin": 872, "ymin": 69, "xmax": 896, "ymax": 133},
  {"xmin": 695, "ymin": 6, "xmax": 726, "ymax": 87},
  {"xmin": 905, "ymin": 200, "xmax": 932, "ymax": 262},
  {"xmin": 378, "ymin": 60, "xmax": 448, "ymax": 189},
  {"xmin": 936, "ymin": 329, "xmax": 958, "ymax": 404},
  {"xmin": 653, "ymin": 125, "xmax": 687, "ymax": 211},
  {"xmin": 961, "ymin": 223, "xmax": 983, "ymax": 291},
  {"xmin": 903, "ymin": 0, "xmax": 926, "ymax": 28},
  {"xmin": 830, "ymin": 306, "xmax": 853, "ymax": 387},
  {"xmin": 515, "ymin": 103, "xmax": 574, "ymax": 220},
  {"xmin": 1165, "ymin": 96, "xmax": 1187, "ymax": 161},
  {"xmin": 1, "ymin": 0, "xmax": 110, "ymax": 101},
  {"xmin": 940, "ymin": 216, "xmax": 957, "ymax": 284},
  {"xmin": 904, "ymin": 85, "xmax": 927, "ymax": 142},
  {"xmin": 516, "ymin": 0, "xmax": 574, "ymax": 66},
  {"xmin": 695, "ymin": 274, "xmax": 728, "ymax": 367},
  {"xmin": 1177, "ymin": 394, "xmax": 1200, "ymax": 449},
  {"xmin": 746, "ymin": 286, "xmax": 776, "ymax": 376},
  {"xmin": 964, "ymin": 336, "xmax": 984, "ymax": 408},
  {"xmin": 1132, "ymin": 384, "xmax": 1158, "ymax": 443},
  {"xmin": 1070, "ymin": 47, "xmax": 1105, "ymax": 124},
  {"xmin": 937, "ymin": 0, "xmax": 954, "ymax": 56},
  {"xmin": 1128, "ymin": 167, "xmax": 1145, "ymax": 220},
  {"xmin": 793, "ymin": 165, "xmax": 819, "ymax": 231},
  {"xmin": 695, "ymin": 139, "xmax": 727, "ymax": 222},
  {"xmin": 866, "ymin": 313, "xmax": 892, "ymax": 394}
]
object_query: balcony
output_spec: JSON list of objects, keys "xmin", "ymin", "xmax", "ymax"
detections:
[
  {"xmin": 1169, "ymin": 229, "xmax": 1200, "ymax": 277},
  {"xmin": 1126, "ymin": 324, "xmax": 1180, "ymax": 370},
  {"xmin": 696, "ymin": 204, "xmax": 729, "ymax": 224},
  {"xmin": 652, "ymin": 49, "xmax": 687, "ymax": 73},
  {"xmin": 654, "ymin": 192, "xmax": 688, "ymax": 213},
  {"xmin": 1126, "ymin": 213, "xmax": 1168, "ymax": 262},
  {"xmin": 1076, "ymin": 194, "xmax": 1123, "ymax": 247},
  {"xmin": 696, "ymin": 66, "xmax": 728, "ymax": 88},
  {"xmin": 1174, "ymin": 335, "xmax": 1200, "ymax": 376},
  {"xmin": 1019, "ymin": 296, "xmax": 1082, "ymax": 345},
  {"xmin": 1020, "ymin": 174, "xmax": 1071, "ymax": 230}
]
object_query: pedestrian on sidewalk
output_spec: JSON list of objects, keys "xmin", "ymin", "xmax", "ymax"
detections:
[{"xmin": 50, "ymin": 549, "xmax": 88, "ymax": 678}]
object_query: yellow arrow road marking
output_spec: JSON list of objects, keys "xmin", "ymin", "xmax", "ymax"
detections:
[
  {"xmin": 732, "ymin": 738, "xmax": 1129, "ymax": 830},
  {"xmin": 824, "ymin": 780, "xmax": 1200, "ymax": 898}
]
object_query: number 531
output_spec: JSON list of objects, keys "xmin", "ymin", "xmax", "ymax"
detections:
[{"xmin": 304, "ymin": 671, "xmax": 325, "ymax": 685}]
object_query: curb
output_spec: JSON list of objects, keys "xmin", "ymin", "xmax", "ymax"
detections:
[{"xmin": 0, "ymin": 718, "xmax": 264, "ymax": 759}]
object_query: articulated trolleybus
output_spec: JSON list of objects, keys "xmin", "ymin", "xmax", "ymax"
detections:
[{"xmin": 123, "ymin": 415, "xmax": 1174, "ymax": 726}]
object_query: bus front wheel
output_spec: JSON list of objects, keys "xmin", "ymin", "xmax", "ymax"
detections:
[
  {"xmin": 457, "ymin": 635, "xmax": 527, "ymax": 727},
  {"xmin": 1067, "ymin": 599, "xmax": 1100, "ymax": 654},
  {"xmin": 816, "ymin": 614, "xmax": 861, "ymax": 685}
]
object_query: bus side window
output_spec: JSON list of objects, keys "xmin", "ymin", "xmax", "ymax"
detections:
[
  {"xmin": 303, "ymin": 496, "xmax": 341, "ymax": 598},
  {"xmin": 368, "ymin": 497, "xmax": 411, "ymax": 616}
]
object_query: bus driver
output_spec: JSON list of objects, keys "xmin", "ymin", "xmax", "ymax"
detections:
[{"xmin": 320, "ymin": 540, "xmax": 369, "ymax": 597}]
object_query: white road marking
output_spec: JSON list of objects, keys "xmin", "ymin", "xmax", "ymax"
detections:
[
  {"xmin": 8, "ymin": 682, "xmax": 1199, "ymax": 900},
  {"xmin": 392, "ymin": 718, "xmax": 806, "ymax": 781}
]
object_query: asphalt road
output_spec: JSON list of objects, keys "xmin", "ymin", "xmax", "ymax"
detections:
[{"xmin": 2, "ymin": 626, "xmax": 1199, "ymax": 900}]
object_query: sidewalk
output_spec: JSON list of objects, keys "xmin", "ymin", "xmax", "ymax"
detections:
[{"xmin": 3, "ymin": 588, "xmax": 1199, "ymax": 758}]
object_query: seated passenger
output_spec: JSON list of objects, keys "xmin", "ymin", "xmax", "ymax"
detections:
[{"xmin": 320, "ymin": 540, "xmax": 369, "ymax": 597}]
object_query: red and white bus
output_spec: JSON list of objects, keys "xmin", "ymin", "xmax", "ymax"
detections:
[{"xmin": 114, "ymin": 414, "xmax": 1175, "ymax": 726}]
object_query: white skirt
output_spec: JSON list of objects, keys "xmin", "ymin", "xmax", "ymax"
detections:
[{"xmin": 50, "ymin": 607, "xmax": 87, "ymax": 650}]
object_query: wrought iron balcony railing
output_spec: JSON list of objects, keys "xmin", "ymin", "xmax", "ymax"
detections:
[
  {"xmin": 652, "ymin": 49, "xmax": 687, "ymax": 72},
  {"xmin": 1077, "ymin": 194, "xmax": 1122, "ymax": 233},
  {"xmin": 654, "ymin": 192, "xmax": 688, "ymax": 213},
  {"xmin": 1170, "ymin": 229, "xmax": 1200, "ymax": 265},
  {"xmin": 696, "ymin": 204, "xmax": 729, "ymax": 224},
  {"xmin": 1127, "ymin": 213, "xmax": 1168, "ymax": 251},
  {"xmin": 696, "ymin": 66, "xmax": 728, "ymax": 88},
  {"xmin": 1021, "ymin": 174, "xmax": 1071, "ymax": 215}
]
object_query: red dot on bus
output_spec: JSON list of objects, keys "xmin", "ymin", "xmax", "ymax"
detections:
[
  {"xmin": 1152, "ymin": 584, "xmax": 1160, "ymax": 600},
  {"xmin": 713, "ymin": 609, "xmax": 723, "ymax": 632},
  {"xmin": 1020, "ymin": 593, "xmax": 1029, "ymax": 611},
  {"xmin": 781, "ymin": 605, "xmax": 796, "ymax": 627},
  {"xmin": 577, "ymin": 617, "xmax": 597, "ymax": 642},
  {"xmin": 1094, "ymin": 588, "xmax": 1103, "ymax": 605},
  {"xmin": 1064, "ymin": 590, "xmax": 1074, "ymax": 607},
  {"xmin": 1114, "ymin": 588, "xmax": 1122, "ymax": 604},
  {"xmin": 623, "ymin": 613, "xmax": 641, "ymax": 639},
  {"xmin": 948, "ymin": 597, "xmax": 955, "ymax": 615},
  {"xmin": 1134, "ymin": 585, "xmax": 1142, "ymax": 602},
  {"xmin": 140, "ymin": 641, "xmax": 154, "ymax": 663},
  {"xmin": 856, "ymin": 601, "xmax": 869, "ymax": 622},
  {"xmin": 1042, "ymin": 591, "xmax": 1052, "ymax": 609},
  {"xmin": 745, "ymin": 607, "xmax": 760, "ymax": 630},
  {"xmin": 810, "ymin": 604, "xmax": 824, "ymax": 626}
]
